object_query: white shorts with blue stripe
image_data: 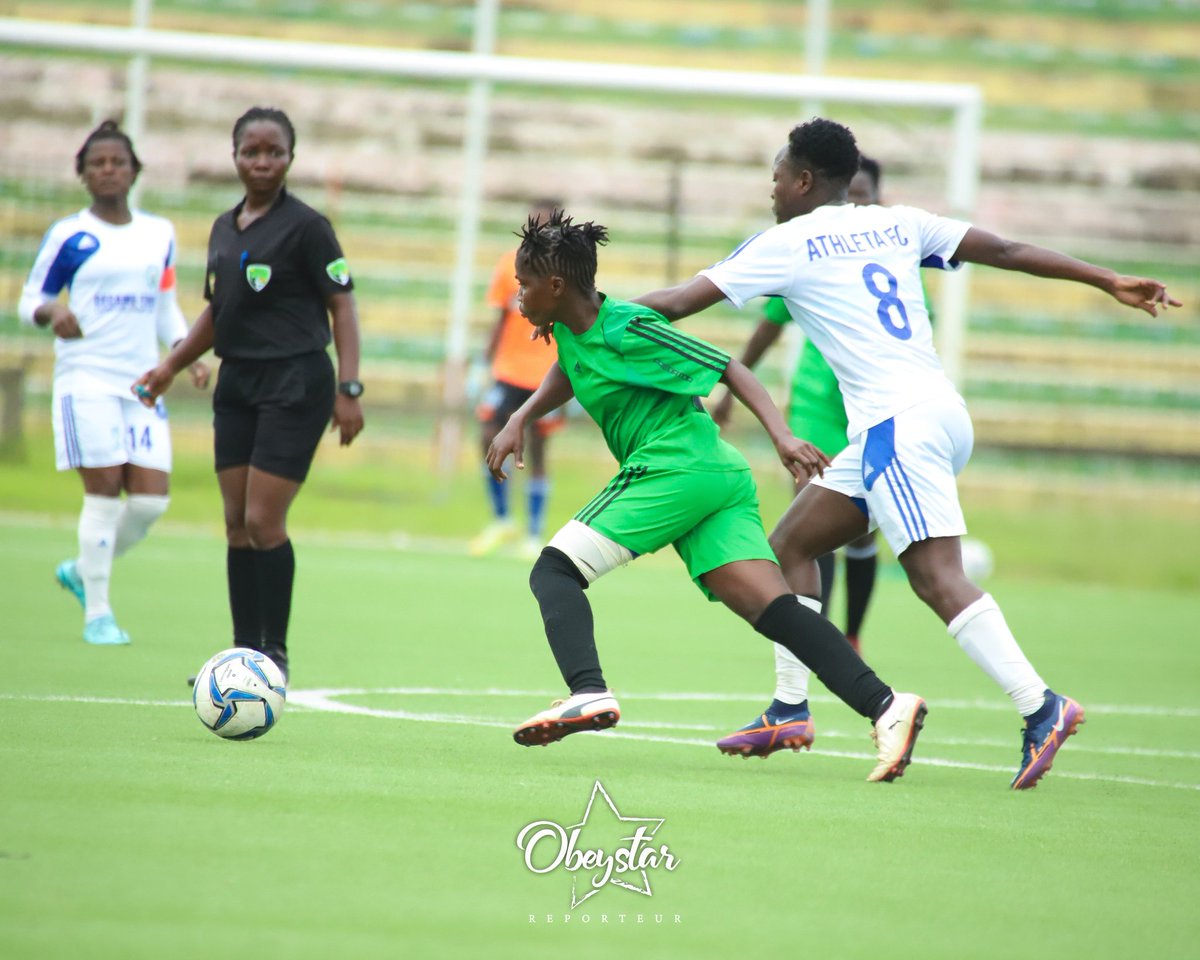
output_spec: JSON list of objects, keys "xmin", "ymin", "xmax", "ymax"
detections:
[
  {"xmin": 52, "ymin": 382, "xmax": 172, "ymax": 473},
  {"xmin": 811, "ymin": 395, "xmax": 974, "ymax": 556}
]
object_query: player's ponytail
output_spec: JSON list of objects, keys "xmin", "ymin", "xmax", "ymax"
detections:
[{"xmin": 75, "ymin": 119, "xmax": 143, "ymax": 176}]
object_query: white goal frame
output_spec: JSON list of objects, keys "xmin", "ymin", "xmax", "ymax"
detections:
[{"xmin": 0, "ymin": 16, "xmax": 982, "ymax": 467}]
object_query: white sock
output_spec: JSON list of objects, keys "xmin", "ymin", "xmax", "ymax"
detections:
[
  {"xmin": 948, "ymin": 593, "xmax": 1047, "ymax": 716},
  {"xmin": 78, "ymin": 494, "xmax": 122, "ymax": 621},
  {"xmin": 114, "ymin": 494, "xmax": 170, "ymax": 557},
  {"xmin": 770, "ymin": 595, "xmax": 821, "ymax": 704}
]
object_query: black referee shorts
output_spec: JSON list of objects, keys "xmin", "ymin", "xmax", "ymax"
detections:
[{"xmin": 213, "ymin": 351, "xmax": 335, "ymax": 483}]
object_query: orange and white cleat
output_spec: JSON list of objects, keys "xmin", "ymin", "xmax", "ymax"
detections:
[
  {"xmin": 867, "ymin": 692, "xmax": 927, "ymax": 782},
  {"xmin": 513, "ymin": 691, "xmax": 620, "ymax": 746}
]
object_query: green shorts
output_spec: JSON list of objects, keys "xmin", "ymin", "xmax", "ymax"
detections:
[{"xmin": 575, "ymin": 465, "xmax": 777, "ymax": 600}]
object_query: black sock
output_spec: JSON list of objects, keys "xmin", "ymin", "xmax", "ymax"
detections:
[
  {"xmin": 227, "ymin": 545, "xmax": 261, "ymax": 649},
  {"xmin": 754, "ymin": 594, "xmax": 892, "ymax": 721},
  {"xmin": 529, "ymin": 547, "xmax": 606, "ymax": 693},
  {"xmin": 844, "ymin": 552, "xmax": 877, "ymax": 638},
  {"xmin": 255, "ymin": 540, "xmax": 295, "ymax": 656},
  {"xmin": 816, "ymin": 552, "xmax": 836, "ymax": 617}
]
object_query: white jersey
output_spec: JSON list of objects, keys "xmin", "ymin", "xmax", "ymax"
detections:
[
  {"xmin": 18, "ymin": 208, "xmax": 188, "ymax": 396},
  {"xmin": 700, "ymin": 203, "xmax": 971, "ymax": 438}
]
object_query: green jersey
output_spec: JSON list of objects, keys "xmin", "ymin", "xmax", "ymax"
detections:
[
  {"xmin": 765, "ymin": 296, "xmax": 843, "ymax": 414},
  {"xmin": 553, "ymin": 295, "xmax": 745, "ymax": 472}
]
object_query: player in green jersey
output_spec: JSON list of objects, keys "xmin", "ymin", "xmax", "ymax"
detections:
[{"xmin": 486, "ymin": 210, "xmax": 928, "ymax": 784}]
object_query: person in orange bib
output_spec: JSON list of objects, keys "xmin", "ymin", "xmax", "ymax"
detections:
[{"xmin": 471, "ymin": 199, "xmax": 565, "ymax": 559}]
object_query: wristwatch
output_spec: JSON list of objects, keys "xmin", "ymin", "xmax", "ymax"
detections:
[{"xmin": 338, "ymin": 379, "xmax": 364, "ymax": 398}]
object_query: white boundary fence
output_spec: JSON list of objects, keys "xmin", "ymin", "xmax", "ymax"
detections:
[{"xmin": 0, "ymin": 17, "xmax": 982, "ymax": 466}]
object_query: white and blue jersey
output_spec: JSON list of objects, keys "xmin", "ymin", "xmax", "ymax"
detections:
[
  {"xmin": 700, "ymin": 203, "xmax": 970, "ymax": 440},
  {"xmin": 19, "ymin": 208, "xmax": 188, "ymax": 396},
  {"xmin": 701, "ymin": 202, "xmax": 976, "ymax": 554}
]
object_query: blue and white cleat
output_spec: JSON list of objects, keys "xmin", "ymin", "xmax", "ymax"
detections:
[
  {"xmin": 1011, "ymin": 692, "xmax": 1085, "ymax": 790},
  {"xmin": 83, "ymin": 614, "xmax": 131, "ymax": 646},
  {"xmin": 56, "ymin": 559, "xmax": 85, "ymax": 611},
  {"xmin": 717, "ymin": 704, "xmax": 815, "ymax": 758}
]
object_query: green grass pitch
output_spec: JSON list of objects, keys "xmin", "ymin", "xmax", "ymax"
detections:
[{"xmin": 0, "ymin": 512, "xmax": 1197, "ymax": 960}]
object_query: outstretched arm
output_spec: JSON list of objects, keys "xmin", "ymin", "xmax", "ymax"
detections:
[
  {"xmin": 633, "ymin": 275, "xmax": 728, "ymax": 322},
  {"xmin": 531, "ymin": 275, "xmax": 730, "ymax": 345},
  {"xmin": 954, "ymin": 227, "xmax": 1182, "ymax": 316},
  {"xmin": 486, "ymin": 362, "xmax": 574, "ymax": 480},
  {"xmin": 720, "ymin": 358, "xmax": 829, "ymax": 482}
]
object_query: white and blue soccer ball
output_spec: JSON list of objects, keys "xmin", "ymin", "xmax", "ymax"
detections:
[
  {"xmin": 961, "ymin": 537, "xmax": 995, "ymax": 582},
  {"xmin": 193, "ymin": 648, "xmax": 287, "ymax": 740}
]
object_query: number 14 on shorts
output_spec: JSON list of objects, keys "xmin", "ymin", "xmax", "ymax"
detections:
[{"xmin": 127, "ymin": 425, "xmax": 153, "ymax": 451}]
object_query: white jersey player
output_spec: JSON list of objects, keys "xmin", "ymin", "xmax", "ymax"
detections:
[
  {"xmin": 635, "ymin": 117, "xmax": 1179, "ymax": 790},
  {"xmin": 25, "ymin": 208, "xmax": 186, "ymax": 400},
  {"xmin": 18, "ymin": 121, "xmax": 209, "ymax": 646},
  {"xmin": 703, "ymin": 201, "xmax": 968, "ymax": 440}
]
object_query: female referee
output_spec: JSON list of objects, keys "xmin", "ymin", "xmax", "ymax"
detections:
[
  {"xmin": 136, "ymin": 106, "xmax": 365, "ymax": 683},
  {"xmin": 20, "ymin": 120, "xmax": 209, "ymax": 646}
]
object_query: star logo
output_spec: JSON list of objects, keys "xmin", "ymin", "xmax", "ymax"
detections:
[{"xmin": 516, "ymin": 780, "xmax": 679, "ymax": 908}]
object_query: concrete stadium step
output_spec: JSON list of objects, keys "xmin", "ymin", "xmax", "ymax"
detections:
[{"xmin": 971, "ymin": 402, "xmax": 1200, "ymax": 458}]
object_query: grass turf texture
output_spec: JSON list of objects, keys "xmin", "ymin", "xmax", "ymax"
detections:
[{"xmin": 0, "ymin": 506, "xmax": 1197, "ymax": 958}]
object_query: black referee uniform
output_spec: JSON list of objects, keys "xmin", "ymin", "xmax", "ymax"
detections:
[{"xmin": 206, "ymin": 186, "xmax": 352, "ymax": 482}]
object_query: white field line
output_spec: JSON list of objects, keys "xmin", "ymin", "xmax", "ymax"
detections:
[
  {"xmin": 4, "ymin": 690, "xmax": 1194, "ymax": 761},
  {"xmin": 3, "ymin": 689, "xmax": 1198, "ymax": 792},
  {"xmin": 287, "ymin": 685, "xmax": 1200, "ymax": 720},
  {"xmin": 282, "ymin": 691, "xmax": 1200, "ymax": 793},
  {"xmin": 288, "ymin": 690, "xmax": 1200, "ymax": 761},
  {"xmin": 2, "ymin": 682, "xmax": 1195, "ymax": 720}
]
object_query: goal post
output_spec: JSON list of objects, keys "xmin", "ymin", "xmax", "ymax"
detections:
[{"xmin": 0, "ymin": 16, "xmax": 982, "ymax": 463}]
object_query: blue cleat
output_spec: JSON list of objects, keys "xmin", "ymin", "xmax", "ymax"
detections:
[
  {"xmin": 83, "ymin": 614, "xmax": 131, "ymax": 646},
  {"xmin": 56, "ymin": 559, "xmax": 85, "ymax": 611},
  {"xmin": 1011, "ymin": 691, "xmax": 1085, "ymax": 790},
  {"xmin": 717, "ymin": 702, "xmax": 815, "ymax": 758}
]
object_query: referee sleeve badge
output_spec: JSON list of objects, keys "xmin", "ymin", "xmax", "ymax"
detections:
[
  {"xmin": 325, "ymin": 258, "xmax": 351, "ymax": 286},
  {"xmin": 245, "ymin": 264, "xmax": 272, "ymax": 291}
]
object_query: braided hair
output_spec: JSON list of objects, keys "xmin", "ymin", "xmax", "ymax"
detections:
[
  {"xmin": 516, "ymin": 209, "xmax": 609, "ymax": 294},
  {"xmin": 232, "ymin": 106, "xmax": 296, "ymax": 155},
  {"xmin": 74, "ymin": 120, "xmax": 142, "ymax": 176}
]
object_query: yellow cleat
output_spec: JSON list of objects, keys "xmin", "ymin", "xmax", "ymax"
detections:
[{"xmin": 468, "ymin": 519, "xmax": 518, "ymax": 557}]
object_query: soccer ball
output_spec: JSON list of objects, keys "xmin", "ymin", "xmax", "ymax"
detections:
[
  {"xmin": 192, "ymin": 647, "xmax": 287, "ymax": 740},
  {"xmin": 960, "ymin": 537, "xmax": 995, "ymax": 581}
]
